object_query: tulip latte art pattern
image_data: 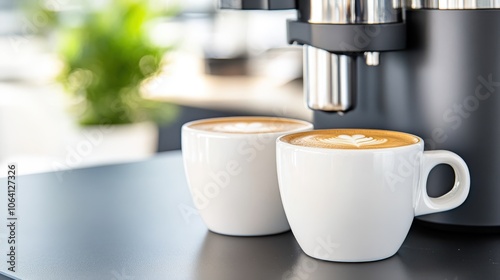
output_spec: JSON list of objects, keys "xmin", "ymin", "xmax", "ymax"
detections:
[
  {"xmin": 212, "ymin": 122, "xmax": 280, "ymax": 133},
  {"xmin": 188, "ymin": 117, "xmax": 310, "ymax": 134},
  {"xmin": 320, "ymin": 134, "xmax": 388, "ymax": 147},
  {"xmin": 281, "ymin": 129, "xmax": 419, "ymax": 149}
]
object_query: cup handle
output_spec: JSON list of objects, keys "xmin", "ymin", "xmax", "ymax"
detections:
[{"xmin": 414, "ymin": 150, "xmax": 471, "ymax": 217}]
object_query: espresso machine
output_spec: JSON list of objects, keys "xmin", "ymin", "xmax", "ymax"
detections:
[{"xmin": 221, "ymin": 0, "xmax": 500, "ymax": 230}]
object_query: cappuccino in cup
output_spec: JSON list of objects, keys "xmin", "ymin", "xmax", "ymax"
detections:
[
  {"xmin": 182, "ymin": 117, "xmax": 312, "ymax": 236},
  {"xmin": 281, "ymin": 129, "xmax": 419, "ymax": 149},
  {"xmin": 277, "ymin": 129, "xmax": 470, "ymax": 262},
  {"xmin": 188, "ymin": 117, "xmax": 309, "ymax": 134}
]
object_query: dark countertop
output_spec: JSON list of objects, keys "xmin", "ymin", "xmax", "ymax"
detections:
[{"xmin": 1, "ymin": 150, "xmax": 499, "ymax": 280}]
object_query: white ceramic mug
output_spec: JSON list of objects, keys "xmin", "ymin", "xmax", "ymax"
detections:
[
  {"xmin": 276, "ymin": 129, "xmax": 470, "ymax": 262},
  {"xmin": 182, "ymin": 116, "xmax": 313, "ymax": 236}
]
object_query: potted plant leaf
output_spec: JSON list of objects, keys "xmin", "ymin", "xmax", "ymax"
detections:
[{"xmin": 54, "ymin": 0, "xmax": 179, "ymax": 161}]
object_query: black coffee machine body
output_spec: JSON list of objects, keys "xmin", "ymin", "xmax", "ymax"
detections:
[{"xmin": 221, "ymin": 0, "xmax": 500, "ymax": 229}]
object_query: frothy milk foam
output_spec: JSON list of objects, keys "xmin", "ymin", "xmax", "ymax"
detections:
[
  {"xmin": 188, "ymin": 117, "xmax": 309, "ymax": 134},
  {"xmin": 281, "ymin": 129, "xmax": 419, "ymax": 149}
]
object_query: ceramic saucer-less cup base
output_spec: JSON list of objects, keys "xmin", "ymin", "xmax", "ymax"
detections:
[{"xmin": 280, "ymin": 147, "xmax": 415, "ymax": 262}]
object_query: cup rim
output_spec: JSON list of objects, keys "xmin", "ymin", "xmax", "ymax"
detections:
[
  {"xmin": 182, "ymin": 116, "xmax": 313, "ymax": 137},
  {"xmin": 277, "ymin": 128, "xmax": 423, "ymax": 152}
]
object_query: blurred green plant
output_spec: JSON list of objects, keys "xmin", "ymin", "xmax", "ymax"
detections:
[{"xmin": 50, "ymin": 0, "xmax": 179, "ymax": 125}]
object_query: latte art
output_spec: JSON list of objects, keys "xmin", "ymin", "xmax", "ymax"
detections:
[
  {"xmin": 212, "ymin": 122, "xmax": 282, "ymax": 133},
  {"xmin": 188, "ymin": 117, "xmax": 311, "ymax": 134},
  {"xmin": 320, "ymin": 134, "xmax": 387, "ymax": 148},
  {"xmin": 281, "ymin": 129, "xmax": 419, "ymax": 149}
]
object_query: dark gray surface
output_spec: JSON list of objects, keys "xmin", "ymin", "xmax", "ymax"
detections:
[
  {"xmin": 1, "ymin": 151, "xmax": 500, "ymax": 279},
  {"xmin": 315, "ymin": 9, "xmax": 500, "ymax": 227}
]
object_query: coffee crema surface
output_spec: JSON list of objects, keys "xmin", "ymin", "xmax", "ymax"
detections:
[
  {"xmin": 281, "ymin": 129, "xmax": 420, "ymax": 149},
  {"xmin": 188, "ymin": 117, "xmax": 309, "ymax": 134}
]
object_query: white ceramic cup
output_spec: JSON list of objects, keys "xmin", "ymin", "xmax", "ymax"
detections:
[
  {"xmin": 276, "ymin": 129, "xmax": 470, "ymax": 262},
  {"xmin": 182, "ymin": 116, "xmax": 313, "ymax": 236}
]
